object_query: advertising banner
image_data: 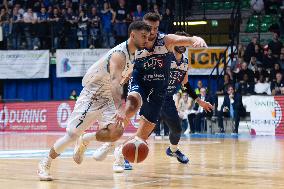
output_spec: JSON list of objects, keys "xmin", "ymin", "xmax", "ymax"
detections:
[
  {"xmin": 218, "ymin": 95, "xmax": 284, "ymax": 135},
  {"xmin": 0, "ymin": 101, "xmax": 138, "ymax": 133},
  {"xmin": 56, "ymin": 49, "xmax": 109, "ymax": 77},
  {"xmin": 0, "ymin": 50, "xmax": 49, "ymax": 79},
  {"xmin": 188, "ymin": 47, "xmax": 228, "ymax": 75}
]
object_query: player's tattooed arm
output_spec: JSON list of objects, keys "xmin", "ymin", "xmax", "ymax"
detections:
[{"xmin": 164, "ymin": 34, "xmax": 208, "ymax": 51}]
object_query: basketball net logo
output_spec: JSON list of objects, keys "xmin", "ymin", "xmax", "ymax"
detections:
[{"xmin": 57, "ymin": 103, "xmax": 71, "ymax": 128}]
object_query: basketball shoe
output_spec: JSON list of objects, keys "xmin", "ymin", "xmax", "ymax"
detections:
[
  {"xmin": 166, "ymin": 147, "xmax": 189, "ymax": 164},
  {"xmin": 124, "ymin": 159, "xmax": 133, "ymax": 170},
  {"xmin": 38, "ymin": 157, "xmax": 52, "ymax": 181},
  {"xmin": 73, "ymin": 135, "xmax": 88, "ymax": 164},
  {"xmin": 113, "ymin": 145, "xmax": 125, "ymax": 173},
  {"xmin": 93, "ymin": 142, "xmax": 113, "ymax": 161}
]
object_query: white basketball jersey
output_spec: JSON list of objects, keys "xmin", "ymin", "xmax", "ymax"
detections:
[{"xmin": 82, "ymin": 41, "xmax": 134, "ymax": 87}]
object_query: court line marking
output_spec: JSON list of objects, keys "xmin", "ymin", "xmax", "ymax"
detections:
[{"xmin": 127, "ymin": 178, "xmax": 170, "ymax": 186}]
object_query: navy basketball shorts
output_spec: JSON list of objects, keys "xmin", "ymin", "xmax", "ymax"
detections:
[{"xmin": 128, "ymin": 75, "xmax": 165, "ymax": 124}]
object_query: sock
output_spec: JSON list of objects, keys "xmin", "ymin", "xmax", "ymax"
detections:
[
  {"xmin": 170, "ymin": 144, "xmax": 178, "ymax": 152},
  {"xmin": 53, "ymin": 133, "xmax": 77, "ymax": 154},
  {"xmin": 46, "ymin": 156, "xmax": 53, "ymax": 164},
  {"xmin": 82, "ymin": 132, "xmax": 97, "ymax": 143}
]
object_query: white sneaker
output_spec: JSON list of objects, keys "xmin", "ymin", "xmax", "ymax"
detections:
[
  {"xmin": 38, "ymin": 157, "xmax": 52, "ymax": 181},
  {"xmin": 93, "ymin": 142, "xmax": 113, "ymax": 161},
  {"xmin": 113, "ymin": 145, "xmax": 124, "ymax": 173},
  {"xmin": 73, "ymin": 135, "xmax": 88, "ymax": 164}
]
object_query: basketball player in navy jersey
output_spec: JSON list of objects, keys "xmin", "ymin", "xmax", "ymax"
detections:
[{"xmin": 93, "ymin": 13, "xmax": 212, "ymax": 172}]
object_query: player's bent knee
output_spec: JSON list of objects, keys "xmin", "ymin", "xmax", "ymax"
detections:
[
  {"xmin": 126, "ymin": 93, "xmax": 142, "ymax": 117},
  {"xmin": 136, "ymin": 116, "xmax": 156, "ymax": 140}
]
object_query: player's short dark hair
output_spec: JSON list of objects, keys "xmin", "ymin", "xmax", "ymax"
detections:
[
  {"xmin": 143, "ymin": 12, "xmax": 161, "ymax": 22},
  {"xmin": 175, "ymin": 31, "xmax": 190, "ymax": 37},
  {"xmin": 128, "ymin": 21, "xmax": 151, "ymax": 36}
]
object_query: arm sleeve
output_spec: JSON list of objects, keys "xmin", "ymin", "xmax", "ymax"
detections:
[{"xmin": 183, "ymin": 82, "xmax": 198, "ymax": 100}]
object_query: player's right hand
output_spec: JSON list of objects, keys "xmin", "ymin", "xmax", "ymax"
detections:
[
  {"xmin": 192, "ymin": 36, "xmax": 208, "ymax": 48},
  {"xmin": 114, "ymin": 108, "xmax": 126, "ymax": 127}
]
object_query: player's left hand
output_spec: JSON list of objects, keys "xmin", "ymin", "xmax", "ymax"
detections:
[
  {"xmin": 192, "ymin": 36, "xmax": 208, "ymax": 48},
  {"xmin": 197, "ymin": 99, "xmax": 213, "ymax": 112}
]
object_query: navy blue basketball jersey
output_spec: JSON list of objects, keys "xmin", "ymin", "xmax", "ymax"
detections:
[
  {"xmin": 166, "ymin": 53, "xmax": 189, "ymax": 96},
  {"xmin": 132, "ymin": 33, "xmax": 172, "ymax": 94}
]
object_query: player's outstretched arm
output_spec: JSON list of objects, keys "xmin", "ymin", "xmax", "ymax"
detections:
[
  {"xmin": 164, "ymin": 34, "xmax": 208, "ymax": 51},
  {"xmin": 183, "ymin": 82, "xmax": 213, "ymax": 112}
]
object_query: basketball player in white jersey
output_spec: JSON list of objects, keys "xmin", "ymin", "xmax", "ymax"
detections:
[{"xmin": 37, "ymin": 21, "xmax": 151, "ymax": 181}]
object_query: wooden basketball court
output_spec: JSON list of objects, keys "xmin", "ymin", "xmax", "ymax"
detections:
[{"xmin": 0, "ymin": 132, "xmax": 284, "ymax": 189}]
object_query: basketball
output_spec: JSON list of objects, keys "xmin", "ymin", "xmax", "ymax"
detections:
[{"xmin": 122, "ymin": 136, "xmax": 149, "ymax": 163}]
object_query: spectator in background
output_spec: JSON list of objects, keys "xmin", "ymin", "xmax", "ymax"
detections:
[
  {"xmin": 65, "ymin": 7, "xmax": 78, "ymax": 49},
  {"xmin": 160, "ymin": 8, "xmax": 173, "ymax": 34},
  {"xmin": 270, "ymin": 63, "xmax": 283, "ymax": 81},
  {"xmin": 225, "ymin": 66, "xmax": 236, "ymax": 82},
  {"xmin": 153, "ymin": 4, "xmax": 162, "ymax": 17},
  {"xmin": 280, "ymin": 86, "xmax": 284, "ymax": 95},
  {"xmin": 193, "ymin": 88, "xmax": 214, "ymax": 133},
  {"xmin": 133, "ymin": 4, "xmax": 145, "ymax": 21},
  {"xmin": 173, "ymin": 91, "xmax": 182, "ymax": 108},
  {"xmin": 262, "ymin": 48, "xmax": 277, "ymax": 69},
  {"xmin": 77, "ymin": 9, "xmax": 88, "ymax": 48},
  {"xmin": 216, "ymin": 73, "xmax": 233, "ymax": 95},
  {"xmin": 250, "ymin": 0, "xmax": 264, "ymax": 14},
  {"xmin": 268, "ymin": 32, "xmax": 283, "ymax": 58},
  {"xmin": 237, "ymin": 62, "xmax": 255, "ymax": 83},
  {"xmin": 69, "ymin": 89, "xmax": 78, "ymax": 100},
  {"xmin": 238, "ymin": 43, "xmax": 245, "ymax": 58},
  {"xmin": 0, "ymin": 7, "xmax": 10, "ymax": 50},
  {"xmin": 37, "ymin": 7, "xmax": 50, "ymax": 49},
  {"xmin": 187, "ymin": 95, "xmax": 196, "ymax": 134},
  {"xmin": 271, "ymin": 72, "xmax": 284, "ymax": 95},
  {"xmin": 254, "ymin": 44, "xmax": 263, "ymax": 62},
  {"xmin": 195, "ymin": 80, "xmax": 204, "ymax": 95},
  {"xmin": 279, "ymin": 53, "xmax": 284, "ymax": 70},
  {"xmin": 217, "ymin": 85, "xmax": 246, "ymax": 134},
  {"xmin": 10, "ymin": 6, "xmax": 23, "ymax": 50},
  {"xmin": 50, "ymin": 7, "xmax": 64, "ymax": 49},
  {"xmin": 23, "ymin": 8, "xmax": 37, "ymax": 49},
  {"xmin": 254, "ymin": 64, "xmax": 269, "ymax": 82},
  {"xmin": 177, "ymin": 92, "xmax": 190, "ymax": 133},
  {"xmin": 101, "ymin": 2, "xmax": 115, "ymax": 48},
  {"xmin": 248, "ymin": 56, "xmax": 262, "ymax": 71},
  {"xmin": 244, "ymin": 36, "xmax": 258, "ymax": 63},
  {"xmin": 254, "ymin": 73, "xmax": 271, "ymax": 95},
  {"xmin": 236, "ymin": 73, "xmax": 255, "ymax": 95},
  {"xmin": 114, "ymin": 0, "xmax": 129, "ymax": 45},
  {"xmin": 89, "ymin": 6, "xmax": 100, "ymax": 48}
]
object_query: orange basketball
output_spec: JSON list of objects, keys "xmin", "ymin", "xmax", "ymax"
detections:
[{"xmin": 122, "ymin": 136, "xmax": 149, "ymax": 163}]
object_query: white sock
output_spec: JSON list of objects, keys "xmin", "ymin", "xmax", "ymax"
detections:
[
  {"xmin": 82, "ymin": 132, "xmax": 97, "ymax": 143},
  {"xmin": 170, "ymin": 145, "xmax": 178, "ymax": 152},
  {"xmin": 53, "ymin": 133, "xmax": 77, "ymax": 154},
  {"xmin": 46, "ymin": 156, "xmax": 53, "ymax": 164}
]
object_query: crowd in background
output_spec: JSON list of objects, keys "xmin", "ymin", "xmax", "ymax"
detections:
[
  {"xmin": 222, "ymin": 33, "xmax": 284, "ymax": 96},
  {"xmin": 0, "ymin": 0, "xmax": 174, "ymax": 50}
]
